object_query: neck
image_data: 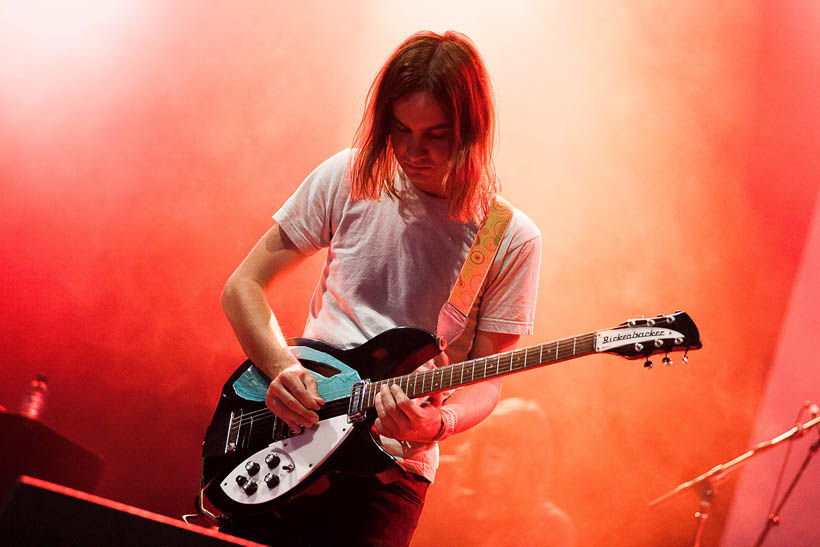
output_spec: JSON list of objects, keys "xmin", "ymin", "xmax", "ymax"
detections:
[{"xmin": 361, "ymin": 332, "xmax": 597, "ymax": 409}]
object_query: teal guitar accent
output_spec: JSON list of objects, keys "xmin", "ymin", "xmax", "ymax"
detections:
[{"xmin": 232, "ymin": 346, "xmax": 364, "ymax": 403}]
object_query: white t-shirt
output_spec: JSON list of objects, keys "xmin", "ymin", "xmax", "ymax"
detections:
[{"xmin": 273, "ymin": 149, "xmax": 541, "ymax": 480}]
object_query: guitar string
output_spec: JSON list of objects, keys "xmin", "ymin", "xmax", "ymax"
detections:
[
  {"xmin": 231, "ymin": 348, "xmax": 569, "ymax": 427},
  {"xmin": 230, "ymin": 334, "xmax": 597, "ymax": 429},
  {"xmin": 235, "ymin": 323, "xmax": 674, "ymax": 425},
  {"xmin": 280, "ymin": 333, "xmax": 597, "ymax": 403}
]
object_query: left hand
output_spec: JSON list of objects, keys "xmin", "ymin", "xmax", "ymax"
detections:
[{"xmin": 374, "ymin": 384, "xmax": 445, "ymax": 442}]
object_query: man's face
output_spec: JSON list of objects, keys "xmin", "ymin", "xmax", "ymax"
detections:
[{"xmin": 390, "ymin": 90, "xmax": 452, "ymax": 197}]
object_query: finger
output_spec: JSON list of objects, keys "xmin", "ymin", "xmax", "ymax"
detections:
[
  {"xmin": 270, "ymin": 378, "xmax": 318, "ymax": 424},
  {"xmin": 300, "ymin": 370, "xmax": 325, "ymax": 408},
  {"xmin": 280, "ymin": 366, "xmax": 323, "ymax": 411},
  {"xmin": 432, "ymin": 352, "xmax": 450, "ymax": 367},
  {"xmin": 376, "ymin": 387, "xmax": 404, "ymax": 433},
  {"xmin": 390, "ymin": 384, "xmax": 421, "ymax": 419},
  {"xmin": 423, "ymin": 391, "xmax": 445, "ymax": 408},
  {"xmin": 266, "ymin": 390, "xmax": 307, "ymax": 431},
  {"xmin": 382, "ymin": 385, "xmax": 412, "ymax": 429}
]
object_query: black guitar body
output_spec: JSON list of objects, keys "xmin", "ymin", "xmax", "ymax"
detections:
[
  {"xmin": 201, "ymin": 327, "xmax": 440, "ymax": 517},
  {"xmin": 200, "ymin": 310, "xmax": 702, "ymax": 518}
]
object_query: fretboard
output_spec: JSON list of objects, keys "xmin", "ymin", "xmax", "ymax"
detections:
[{"xmin": 362, "ymin": 331, "xmax": 597, "ymax": 409}]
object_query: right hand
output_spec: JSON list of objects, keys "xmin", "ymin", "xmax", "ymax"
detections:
[{"xmin": 266, "ymin": 360, "xmax": 325, "ymax": 433}]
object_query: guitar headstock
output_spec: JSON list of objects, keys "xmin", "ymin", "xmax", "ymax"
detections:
[{"xmin": 595, "ymin": 311, "xmax": 702, "ymax": 367}]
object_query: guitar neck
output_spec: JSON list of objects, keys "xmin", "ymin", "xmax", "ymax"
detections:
[{"xmin": 362, "ymin": 331, "xmax": 597, "ymax": 409}]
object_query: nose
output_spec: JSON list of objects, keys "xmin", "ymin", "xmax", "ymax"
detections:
[{"xmin": 406, "ymin": 134, "xmax": 428, "ymax": 160}]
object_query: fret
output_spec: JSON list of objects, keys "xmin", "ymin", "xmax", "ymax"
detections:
[{"xmin": 354, "ymin": 332, "xmax": 602, "ymax": 405}]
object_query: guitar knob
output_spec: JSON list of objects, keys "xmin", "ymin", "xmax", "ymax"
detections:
[
  {"xmin": 242, "ymin": 480, "xmax": 258, "ymax": 495},
  {"xmin": 265, "ymin": 453, "xmax": 281, "ymax": 468},
  {"xmin": 264, "ymin": 473, "xmax": 280, "ymax": 488},
  {"xmin": 644, "ymin": 360, "xmax": 653, "ymax": 369},
  {"xmin": 235, "ymin": 475, "xmax": 248, "ymax": 486},
  {"xmin": 245, "ymin": 461, "xmax": 260, "ymax": 476}
]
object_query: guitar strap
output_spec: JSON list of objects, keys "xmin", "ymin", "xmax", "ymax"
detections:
[{"xmin": 436, "ymin": 196, "xmax": 513, "ymax": 349}]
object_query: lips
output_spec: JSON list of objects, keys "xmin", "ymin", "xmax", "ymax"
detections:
[{"xmin": 404, "ymin": 162, "xmax": 433, "ymax": 171}]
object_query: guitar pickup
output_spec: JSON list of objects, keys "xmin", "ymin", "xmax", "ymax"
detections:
[{"xmin": 347, "ymin": 379, "xmax": 370, "ymax": 423}]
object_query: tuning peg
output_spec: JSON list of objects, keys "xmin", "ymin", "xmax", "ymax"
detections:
[
  {"xmin": 663, "ymin": 356, "xmax": 672, "ymax": 366},
  {"xmin": 644, "ymin": 360, "xmax": 653, "ymax": 369},
  {"xmin": 682, "ymin": 351, "xmax": 689, "ymax": 364}
]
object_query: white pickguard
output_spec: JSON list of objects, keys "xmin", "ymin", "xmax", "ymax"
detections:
[{"xmin": 220, "ymin": 414, "xmax": 353, "ymax": 504}]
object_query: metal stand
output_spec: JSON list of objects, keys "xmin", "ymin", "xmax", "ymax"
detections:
[
  {"xmin": 691, "ymin": 479, "xmax": 714, "ymax": 547},
  {"xmin": 649, "ymin": 413, "xmax": 820, "ymax": 546},
  {"xmin": 753, "ymin": 435, "xmax": 820, "ymax": 546}
]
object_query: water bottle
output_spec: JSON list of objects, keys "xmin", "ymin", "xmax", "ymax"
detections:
[{"xmin": 20, "ymin": 375, "xmax": 48, "ymax": 420}]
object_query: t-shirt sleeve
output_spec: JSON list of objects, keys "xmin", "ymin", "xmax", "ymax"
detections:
[
  {"xmin": 476, "ymin": 214, "xmax": 542, "ymax": 336},
  {"xmin": 272, "ymin": 150, "xmax": 350, "ymax": 253}
]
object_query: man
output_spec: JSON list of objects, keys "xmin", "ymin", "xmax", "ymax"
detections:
[{"xmin": 220, "ymin": 31, "xmax": 541, "ymax": 546}]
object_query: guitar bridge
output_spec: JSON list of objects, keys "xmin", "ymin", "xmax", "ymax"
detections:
[{"xmin": 348, "ymin": 379, "xmax": 370, "ymax": 423}]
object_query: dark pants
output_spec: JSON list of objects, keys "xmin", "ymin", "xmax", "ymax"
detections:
[{"xmin": 219, "ymin": 471, "xmax": 429, "ymax": 547}]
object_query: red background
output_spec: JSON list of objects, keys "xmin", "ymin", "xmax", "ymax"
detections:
[{"xmin": 2, "ymin": 2, "xmax": 819, "ymax": 545}]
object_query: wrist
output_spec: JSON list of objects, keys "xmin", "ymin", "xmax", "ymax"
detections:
[
  {"xmin": 432, "ymin": 406, "xmax": 458, "ymax": 442},
  {"xmin": 259, "ymin": 347, "xmax": 300, "ymax": 379}
]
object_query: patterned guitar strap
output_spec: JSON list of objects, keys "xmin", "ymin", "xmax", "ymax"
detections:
[{"xmin": 436, "ymin": 196, "xmax": 513, "ymax": 349}]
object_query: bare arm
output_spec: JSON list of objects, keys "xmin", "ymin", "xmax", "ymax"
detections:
[
  {"xmin": 440, "ymin": 330, "xmax": 518, "ymax": 434},
  {"xmin": 221, "ymin": 223, "xmax": 324, "ymax": 431}
]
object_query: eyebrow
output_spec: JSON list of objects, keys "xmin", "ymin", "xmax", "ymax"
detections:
[{"xmin": 392, "ymin": 116, "xmax": 450, "ymax": 132}]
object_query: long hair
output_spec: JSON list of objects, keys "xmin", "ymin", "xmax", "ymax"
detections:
[{"xmin": 350, "ymin": 31, "xmax": 498, "ymax": 223}]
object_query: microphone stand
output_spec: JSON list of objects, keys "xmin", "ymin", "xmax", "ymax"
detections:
[
  {"xmin": 649, "ymin": 414, "xmax": 820, "ymax": 547},
  {"xmin": 753, "ymin": 432, "xmax": 820, "ymax": 546}
]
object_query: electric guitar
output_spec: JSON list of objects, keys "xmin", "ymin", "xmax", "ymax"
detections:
[{"xmin": 200, "ymin": 311, "xmax": 701, "ymax": 517}]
